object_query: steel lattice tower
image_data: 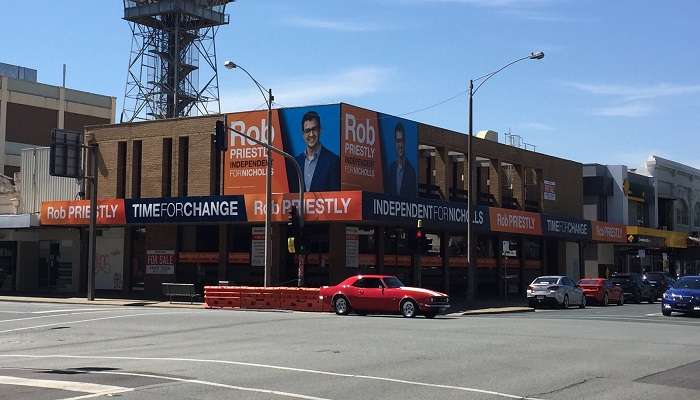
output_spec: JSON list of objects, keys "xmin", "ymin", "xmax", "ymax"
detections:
[{"xmin": 121, "ymin": 0, "xmax": 232, "ymax": 122}]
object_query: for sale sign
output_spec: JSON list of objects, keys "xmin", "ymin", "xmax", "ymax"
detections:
[{"xmin": 146, "ymin": 250, "xmax": 176, "ymax": 275}]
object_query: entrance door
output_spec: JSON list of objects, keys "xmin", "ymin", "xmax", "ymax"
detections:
[{"xmin": 0, "ymin": 242, "xmax": 16, "ymax": 291}]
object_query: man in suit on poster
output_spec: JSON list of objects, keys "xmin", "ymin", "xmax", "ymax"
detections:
[
  {"xmin": 386, "ymin": 122, "xmax": 416, "ymax": 198},
  {"xmin": 294, "ymin": 111, "xmax": 340, "ymax": 192}
]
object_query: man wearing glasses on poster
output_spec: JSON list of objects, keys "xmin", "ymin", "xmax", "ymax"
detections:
[{"xmin": 294, "ymin": 111, "xmax": 340, "ymax": 192}]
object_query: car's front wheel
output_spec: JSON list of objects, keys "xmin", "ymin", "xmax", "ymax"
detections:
[
  {"xmin": 662, "ymin": 307, "xmax": 672, "ymax": 316},
  {"xmin": 333, "ymin": 296, "xmax": 350, "ymax": 316},
  {"xmin": 401, "ymin": 299, "xmax": 418, "ymax": 318},
  {"xmin": 561, "ymin": 295, "xmax": 569, "ymax": 309},
  {"xmin": 579, "ymin": 295, "xmax": 586, "ymax": 309},
  {"xmin": 424, "ymin": 312, "xmax": 437, "ymax": 319},
  {"xmin": 617, "ymin": 294, "xmax": 624, "ymax": 306},
  {"xmin": 602, "ymin": 293, "xmax": 609, "ymax": 306}
]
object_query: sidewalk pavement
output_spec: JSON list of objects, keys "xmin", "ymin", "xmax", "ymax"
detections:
[{"xmin": 0, "ymin": 295, "xmax": 534, "ymax": 315}]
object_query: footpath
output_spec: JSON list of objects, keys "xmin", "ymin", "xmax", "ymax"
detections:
[{"xmin": 0, "ymin": 295, "xmax": 534, "ymax": 316}]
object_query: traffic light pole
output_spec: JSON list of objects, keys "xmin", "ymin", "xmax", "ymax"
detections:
[
  {"xmin": 221, "ymin": 124, "xmax": 306, "ymax": 285},
  {"xmin": 87, "ymin": 143, "xmax": 98, "ymax": 301}
]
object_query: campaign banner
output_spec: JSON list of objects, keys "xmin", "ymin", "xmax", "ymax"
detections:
[
  {"xmin": 345, "ymin": 226, "xmax": 359, "ymax": 268},
  {"xmin": 362, "ymin": 192, "xmax": 489, "ymax": 231},
  {"xmin": 244, "ymin": 191, "xmax": 362, "ymax": 222},
  {"xmin": 126, "ymin": 196, "xmax": 246, "ymax": 224},
  {"xmin": 251, "ymin": 226, "xmax": 265, "ymax": 266},
  {"xmin": 340, "ymin": 104, "xmax": 384, "ymax": 192},
  {"xmin": 280, "ymin": 105, "xmax": 341, "ymax": 192},
  {"xmin": 224, "ymin": 110, "xmax": 289, "ymax": 194},
  {"xmin": 40, "ymin": 199, "xmax": 126, "ymax": 226},
  {"xmin": 379, "ymin": 112, "xmax": 418, "ymax": 198},
  {"xmin": 542, "ymin": 214, "xmax": 591, "ymax": 240},
  {"xmin": 591, "ymin": 221, "xmax": 627, "ymax": 243},
  {"xmin": 489, "ymin": 207, "xmax": 543, "ymax": 236}
]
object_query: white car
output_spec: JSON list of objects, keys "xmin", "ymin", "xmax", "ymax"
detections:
[{"xmin": 527, "ymin": 275, "xmax": 586, "ymax": 309}]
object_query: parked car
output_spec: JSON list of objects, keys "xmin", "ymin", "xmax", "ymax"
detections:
[
  {"xmin": 319, "ymin": 275, "xmax": 450, "ymax": 318},
  {"xmin": 526, "ymin": 275, "xmax": 586, "ymax": 309},
  {"xmin": 661, "ymin": 275, "xmax": 700, "ymax": 316},
  {"xmin": 610, "ymin": 273, "xmax": 655, "ymax": 303},
  {"xmin": 578, "ymin": 278, "xmax": 624, "ymax": 306},
  {"xmin": 643, "ymin": 271, "xmax": 675, "ymax": 299}
]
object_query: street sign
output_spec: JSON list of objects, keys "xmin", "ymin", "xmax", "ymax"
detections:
[{"xmin": 502, "ymin": 241, "xmax": 516, "ymax": 257}]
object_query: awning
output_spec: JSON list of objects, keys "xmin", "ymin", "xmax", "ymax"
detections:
[
  {"xmin": 0, "ymin": 214, "xmax": 33, "ymax": 228},
  {"xmin": 626, "ymin": 226, "xmax": 688, "ymax": 249}
]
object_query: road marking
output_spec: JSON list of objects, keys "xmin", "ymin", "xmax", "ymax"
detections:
[
  {"xmin": 0, "ymin": 310, "xmax": 125, "ymax": 324},
  {"xmin": 83, "ymin": 370, "xmax": 332, "ymax": 400},
  {"xmin": 646, "ymin": 313, "xmax": 662, "ymax": 316},
  {"xmin": 0, "ymin": 375, "xmax": 131, "ymax": 395},
  {"xmin": 0, "ymin": 311, "xmax": 194, "ymax": 334},
  {"xmin": 0, "ymin": 354, "xmax": 546, "ymax": 400},
  {"xmin": 31, "ymin": 308, "xmax": 114, "ymax": 314}
]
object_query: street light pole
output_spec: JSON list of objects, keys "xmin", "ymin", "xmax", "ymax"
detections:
[
  {"xmin": 223, "ymin": 61, "xmax": 276, "ymax": 287},
  {"xmin": 264, "ymin": 88, "xmax": 273, "ymax": 287},
  {"xmin": 465, "ymin": 51, "xmax": 544, "ymax": 304}
]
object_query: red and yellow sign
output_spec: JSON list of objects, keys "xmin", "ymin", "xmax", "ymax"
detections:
[
  {"xmin": 40, "ymin": 199, "xmax": 126, "ymax": 225},
  {"xmin": 224, "ymin": 110, "xmax": 289, "ymax": 195},
  {"xmin": 489, "ymin": 208, "xmax": 542, "ymax": 235},
  {"xmin": 244, "ymin": 191, "xmax": 362, "ymax": 222},
  {"xmin": 340, "ymin": 104, "xmax": 384, "ymax": 192},
  {"xmin": 591, "ymin": 221, "xmax": 627, "ymax": 243}
]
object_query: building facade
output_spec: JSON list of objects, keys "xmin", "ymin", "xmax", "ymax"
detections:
[{"xmin": 36, "ymin": 103, "xmax": 600, "ymax": 299}]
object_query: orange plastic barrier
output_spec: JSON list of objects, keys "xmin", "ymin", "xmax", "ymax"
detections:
[{"xmin": 204, "ymin": 285, "xmax": 328, "ymax": 312}]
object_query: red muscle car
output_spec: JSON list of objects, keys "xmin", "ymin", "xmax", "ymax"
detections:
[
  {"xmin": 578, "ymin": 278, "xmax": 624, "ymax": 306},
  {"xmin": 320, "ymin": 275, "xmax": 450, "ymax": 318}
]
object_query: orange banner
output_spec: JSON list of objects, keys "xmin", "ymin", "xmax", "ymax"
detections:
[
  {"xmin": 244, "ymin": 191, "xmax": 362, "ymax": 222},
  {"xmin": 40, "ymin": 199, "xmax": 126, "ymax": 226},
  {"xmin": 178, "ymin": 252, "xmax": 219, "ymax": 263},
  {"xmin": 591, "ymin": 221, "xmax": 627, "ymax": 243},
  {"xmin": 223, "ymin": 110, "xmax": 289, "ymax": 195},
  {"xmin": 340, "ymin": 104, "xmax": 384, "ymax": 192},
  {"xmin": 489, "ymin": 207, "xmax": 543, "ymax": 236}
]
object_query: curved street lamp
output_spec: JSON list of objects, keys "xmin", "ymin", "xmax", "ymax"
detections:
[
  {"xmin": 466, "ymin": 51, "xmax": 544, "ymax": 303},
  {"xmin": 224, "ymin": 60, "xmax": 275, "ymax": 287}
]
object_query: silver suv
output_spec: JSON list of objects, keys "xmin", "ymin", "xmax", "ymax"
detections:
[{"xmin": 527, "ymin": 275, "xmax": 586, "ymax": 309}]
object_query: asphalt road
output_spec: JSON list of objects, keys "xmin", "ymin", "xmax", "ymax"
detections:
[{"xmin": 0, "ymin": 301, "xmax": 698, "ymax": 400}]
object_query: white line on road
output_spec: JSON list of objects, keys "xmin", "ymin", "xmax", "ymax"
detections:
[
  {"xmin": 82, "ymin": 370, "xmax": 333, "ymax": 400},
  {"xmin": 0, "ymin": 375, "xmax": 131, "ymax": 395},
  {"xmin": 0, "ymin": 310, "xmax": 126, "ymax": 324},
  {"xmin": 0, "ymin": 311, "xmax": 195, "ymax": 334},
  {"xmin": 31, "ymin": 308, "xmax": 115, "ymax": 314},
  {"xmin": 0, "ymin": 354, "xmax": 546, "ymax": 400}
]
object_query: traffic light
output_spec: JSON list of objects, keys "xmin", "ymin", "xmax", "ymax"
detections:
[
  {"xmin": 215, "ymin": 120, "xmax": 227, "ymax": 152},
  {"xmin": 287, "ymin": 206, "xmax": 303, "ymax": 254}
]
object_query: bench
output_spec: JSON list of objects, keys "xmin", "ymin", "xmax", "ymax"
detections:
[{"xmin": 162, "ymin": 283, "xmax": 200, "ymax": 304}]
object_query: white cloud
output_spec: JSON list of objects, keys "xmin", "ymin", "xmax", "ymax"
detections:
[
  {"xmin": 285, "ymin": 17, "xmax": 383, "ymax": 32},
  {"xmin": 221, "ymin": 66, "xmax": 393, "ymax": 112},
  {"xmin": 517, "ymin": 121, "xmax": 555, "ymax": 131},
  {"xmin": 565, "ymin": 82, "xmax": 700, "ymax": 101},
  {"xmin": 592, "ymin": 102, "xmax": 654, "ymax": 118}
]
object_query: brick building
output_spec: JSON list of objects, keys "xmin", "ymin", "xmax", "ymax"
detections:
[{"xmin": 37, "ymin": 103, "xmax": 608, "ymax": 299}]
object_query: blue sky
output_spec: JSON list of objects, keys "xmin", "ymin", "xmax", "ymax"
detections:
[{"xmin": 2, "ymin": 0, "xmax": 699, "ymax": 169}]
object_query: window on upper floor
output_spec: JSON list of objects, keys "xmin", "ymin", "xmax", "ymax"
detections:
[{"xmin": 676, "ymin": 199, "xmax": 689, "ymax": 226}]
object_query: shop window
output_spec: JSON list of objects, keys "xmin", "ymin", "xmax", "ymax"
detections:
[
  {"xmin": 228, "ymin": 225, "xmax": 253, "ymax": 252},
  {"xmin": 358, "ymin": 227, "xmax": 376, "ymax": 253},
  {"xmin": 38, "ymin": 240, "xmax": 74, "ymax": 291},
  {"xmin": 476, "ymin": 237, "xmax": 495, "ymax": 258},
  {"xmin": 162, "ymin": 138, "xmax": 172, "ymax": 197},
  {"xmin": 523, "ymin": 239, "xmax": 541, "ymax": 260},
  {"xmin": 178, "ymin": 136, "xmax": 189, "ymax": 196},
  {"xmin": 131, "ymin": 140, "xmax": 142, "ymax": 198},
  {"xmin": 116, "ymin": 141, "xmax": 127, "ymax": 198},
  {"xmin": 448, "ymin": 235, "xmax": 467, "ymax": 256}
]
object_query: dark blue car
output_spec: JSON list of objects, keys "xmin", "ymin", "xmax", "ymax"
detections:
[{"xmin": 661, "ymin": 276, "xmax": 700, "ymax": 316}]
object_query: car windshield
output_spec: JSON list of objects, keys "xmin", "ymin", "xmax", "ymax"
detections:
[
  {"xmin": 533, "ymin": 277, "xmax": 559, "ymax": 285},
  {"xmin": 578, "ymin": 279, "xmax": 600, "ymax": 285},
  {"xmin": 383, "ymin": 277, "xmax": 404, "ymax": 288},
  {"xmin": 673, "ymin": 277, "xmax": 700, "ymax": 289},
  {"xmin": 644, "ymin": 273, "xmax": 663, "ymax": 281}
]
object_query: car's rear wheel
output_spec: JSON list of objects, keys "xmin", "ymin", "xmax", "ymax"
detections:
[
  {"xmin": 561, "ymin": 295, "xmax": 569, "ymax": 309},
  {"xmin": 333, "ymin": 296, "xmax": 350, "ymax": 316},
  {"xmin": 617, "ymin": 294, "xmax": 624, "ymax": 306},
  {"xmin": 647, "ymin": 296, "xmax": 655, "ymax": 304},
  {"xmin": 602, "ymin": 293, "xmax": 609, "ymax": 306},
  {"xmin": 401, "ymin": 299, "xmax": 418, "ymax": 318},
  {"xmin": 579, "ymin": 295, "xmax": 586, "ymax": 309}
]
